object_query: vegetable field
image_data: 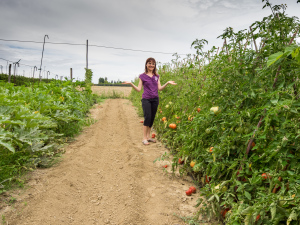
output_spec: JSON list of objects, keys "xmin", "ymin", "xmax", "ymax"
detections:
[
  {"xmin": 0, "ymin": 80, "xmax": 99, "ymax": 192},
  {"xmin": 130, "ymin": 4, "xmax": 300, "ymax": 224}
]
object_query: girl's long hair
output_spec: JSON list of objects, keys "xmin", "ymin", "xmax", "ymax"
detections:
[{"xmin": 145, "ymin": 57, "xmax": 158, "ymax": 75}]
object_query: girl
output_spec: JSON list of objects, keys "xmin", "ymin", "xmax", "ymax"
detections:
[{"xmin": 124, "ymin": 57, "xmax": 176, "ymax": 145}]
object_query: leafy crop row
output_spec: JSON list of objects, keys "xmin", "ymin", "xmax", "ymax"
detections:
[
  {"xmin": 130, "ymin": 3, "xmax": 300, "ymax": 224},
  {"xmin": 0, "ymin": 80, "xmax": 99, "ymax": 191}
]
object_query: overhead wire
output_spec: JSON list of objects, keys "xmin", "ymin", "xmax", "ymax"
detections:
[{"xmin": 0, "ymin": 38, "xmax": 188, "ymax": 55}]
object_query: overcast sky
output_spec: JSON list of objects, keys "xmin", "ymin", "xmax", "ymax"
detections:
[{"xmin": 0, "ymin": 0, "xmax": 299, "ymax": 83}]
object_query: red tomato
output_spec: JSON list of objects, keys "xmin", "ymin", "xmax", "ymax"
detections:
[
  {"xmin": 256, "ymin": 214, "xmax": 261, "ymax": 221},
  {"xmin": 178, "ymin": 158, "xmax": 184, "ymax": 164},
  {"xmin": 140, "ymin": 120, "xmax": 144, "ymax": 123},
  {"xmin": 221, "ymin": 208, "xmax": 230, "ymax": 218},
  {"xmin": 262, "ymin": 173, "xmax": 269, "ymax": 180},
  {"xmin": 185, "ymin": 189, "xmax": 192, "ymax": 196},
  {"xmin": 205, "ymin": 175, "xmax": 211, "ymax": 183},
  {"xmin": 189, "ymin": 186, "xmax": 196, "ymax": 193},
  {"xmin": 152, "ymin": 133, "xmax": 156, "ymax": 138},
  {"xmin": 163, "ymin": 165, "xmax": 168, "ymax": 168}
]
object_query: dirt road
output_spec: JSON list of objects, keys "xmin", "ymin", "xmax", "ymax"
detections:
[{"xmin": 1, "ymin": 92, "xmax": 201, "ymax": 224}]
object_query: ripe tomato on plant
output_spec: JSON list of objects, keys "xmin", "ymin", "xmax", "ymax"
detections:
[
  {"xmin": 169, "ymin": 123, "xmax": 177, "ymax": 129},
  {"xmin": 262, "ymin": 173, "xmax": 271, "ymax": 180},
  {"xmin": 256, "ymin": 214, "xmax": 261, "ymax": 221},
  {"xmin": 178, "ymin": 158, "xmax": 184, "ymax": 164},
  {"xmin": 190, "ymin": 161, "xmax": 196, "ymax": 168},
  {"xmin": 205, "ymin": 175, "xmax": 211, "ymax": 183},
  {"xmin": 221, "ymin": 208, "xmax": 230, "ymax": 218}
]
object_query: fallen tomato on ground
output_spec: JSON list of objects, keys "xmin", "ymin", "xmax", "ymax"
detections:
[
  {"xmin": 189, "ymin": 186, "xmax": 196, "ymax": 193},
  {"xmin": 163, "ymin": 165, "xmax": 168, "ymax": 168},
  {"xmin": 152, "ymin": 133, "xmax": 156, "ymax": 138},
  {"xmin": 185, "ymin": 189, "xmax": 192, "ymax": 196}
]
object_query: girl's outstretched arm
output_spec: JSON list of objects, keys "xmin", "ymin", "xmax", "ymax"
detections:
[
  {"xmin": 158, "ymin": 80, "xmax": 177, "ymax": 91},
  {"xmin": 123, "ymin": 78, "xmax": 143, "ymax": 92}
]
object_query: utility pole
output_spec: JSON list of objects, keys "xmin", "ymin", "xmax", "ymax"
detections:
[
  {"xmin": 86, "ymin": 39, "xmax": 88, "ymax": 70},
  {"xmin": 70, "ymin": 68, "xmax": 73, "ymax": 81},
  {"xmin": 39, "ymin": 35, "xmax": 49, "ymax": 83}
]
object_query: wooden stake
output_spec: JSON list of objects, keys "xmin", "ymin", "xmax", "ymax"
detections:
[
  {"xmin": 249, "ymin": 26, "xmax": 258, "ymax": 53},
  {"xmin": 8, "ymin": 64, "xmax": 11, "ymax": 83}
]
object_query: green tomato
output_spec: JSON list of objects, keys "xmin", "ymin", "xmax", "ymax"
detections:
[
  {"xmin": 235, "ymin": 127, "xmax": 243, "ymax": 134},
  {"xmin": 243, "ymin": 128, "xmax": 250, "ymax": 134},
  {"xmin": 205, "ymin": 128, "xmax": 212, "ymax": 134},
  {"xmin": 193, "ymin": 164, "xmax": 201, "ymax": 172}
]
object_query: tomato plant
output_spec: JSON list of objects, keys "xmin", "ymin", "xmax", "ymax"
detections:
[{"xmin": 130, "ymin": 2, "xmax": 300, "ymax": 223}]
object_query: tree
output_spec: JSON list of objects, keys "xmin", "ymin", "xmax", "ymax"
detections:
[{"xmin": 99, "ymin": 77, "xmax": 105, "ymax": 83}]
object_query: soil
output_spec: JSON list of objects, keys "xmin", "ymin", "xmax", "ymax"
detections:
[{"xmin": 0, "ymin": 87, "xmax": 208, "ymax": 225}]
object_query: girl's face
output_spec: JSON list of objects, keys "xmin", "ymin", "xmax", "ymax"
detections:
[{"xmin": 146, "ymin": 61, "xmax": 156, "ymax": 72}]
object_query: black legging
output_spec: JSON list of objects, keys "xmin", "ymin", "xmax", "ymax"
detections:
[{"xmin": 141, "ymin": 98, "xmax": 159, "ymax": 128}]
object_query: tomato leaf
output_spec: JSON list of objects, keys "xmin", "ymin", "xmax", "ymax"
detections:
[
  {"xmin": 244, "ymin": 191, "xmax": 252, "ymax": 200},
  {"xmin": 267, "ymin": 52, "xmax": 284, "ymax": 67},
  {"xmin": 287, "ymin": 210, "xmax": 298, "ymax": 225},
  {"xmin": 270, "ymin": 202, "xmax": 276, "ymax": 220}
]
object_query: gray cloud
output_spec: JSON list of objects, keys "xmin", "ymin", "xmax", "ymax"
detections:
[{"xmin": 0, "ymin": 0, "xmax": 299, "ymax": 83}]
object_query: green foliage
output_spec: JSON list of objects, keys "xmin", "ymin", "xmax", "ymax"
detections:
[
  {"xmin": 0, "ymin": 79, "xmax": 99, "ymax": 191},
  {"xmin": 130, "ymin": 7, "xmax": 300, "ymax": 224},
  {"xmin": 0, "ymin": 73, "xmax": 61, "ymax": 86},
  {"xmin": 85, "ymin": 68, "xmax": 93, "ymax": 85}
]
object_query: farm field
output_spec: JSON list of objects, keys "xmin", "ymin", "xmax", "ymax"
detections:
[
  {"xmin": 91, "ymin": 86, "xmax": 132, "ymax": 98},
  {"xmin": 1, "ymin": 95, "xmax": 204, "ymax": 225}
]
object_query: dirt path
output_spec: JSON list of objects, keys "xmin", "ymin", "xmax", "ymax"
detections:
[{"xmin": 1, "ymin": 98, "xmax": 202, "ymax": 225}]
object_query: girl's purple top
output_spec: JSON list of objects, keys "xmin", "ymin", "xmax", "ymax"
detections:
[{"xmin": 139, "ymin": 73, "xmax": 159, "ymax": 99}]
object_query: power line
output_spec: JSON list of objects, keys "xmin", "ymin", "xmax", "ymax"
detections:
[{"xmin": 0, "ymin": 38, "xmax": 188, "ymax": 55}]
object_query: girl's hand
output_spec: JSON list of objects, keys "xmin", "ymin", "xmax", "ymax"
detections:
[
  {"xmin": 168, "ymin": 81, "xmax": 177, "ymax": 85},
  {"xmin": 122, "ymin": 81, "xmax": 131, "ymax": 84}
]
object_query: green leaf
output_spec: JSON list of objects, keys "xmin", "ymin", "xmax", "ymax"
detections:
[
  {"xmin": 267, "ymin": 52, "xmax": 284, "ymax": 67},
  {"xmin": 270, "ymin": 203, "xmax": 276, "ymax": 220},
  {"xmin": 241, "ymin": 206, "xmax": 254, "ymax": 215},
  {"xmin": 0, "ymin": 140, "xmax": 15, "ymax": 153},
  {"xmin": 207, "ymin": 195, "xmax": 215, "ymax": 202},
  {"xmin": 287, "ymin": 210, "xmax": 298, "ymax": 225},
  {"xmin": 270, "ymin": 99, "xmax": 278, "ymax": 105},
  {"xmin": 214, "ymin": 193, "xmax": 220, "ymax": 202},
  {"xmin": 244, "ymin": 191, "xmax": 251, "ymax": 200},
  {"xmin": 284, "ymin": 45, "xmax": 298, "ymax": 56}
]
